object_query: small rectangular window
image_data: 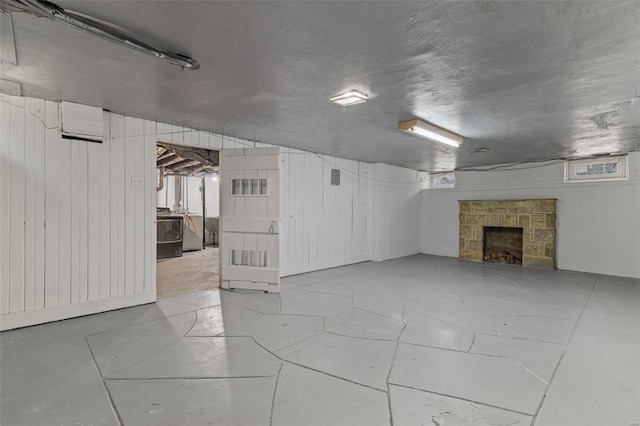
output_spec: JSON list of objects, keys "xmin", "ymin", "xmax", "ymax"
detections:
[
  {"xmin": 565, "ymin": 156, "xmax": 628, "ymax": 182},
  {"xmin": 230, "ymin": 249, "xmax": 267, "ymax": 267},
  {"xmin": 231, "ymin": 178, "xmax": 268, "ymax": 195},
  {"xmin": 429, "ymin": 171, "xmax": 455, "ymax": 189}
]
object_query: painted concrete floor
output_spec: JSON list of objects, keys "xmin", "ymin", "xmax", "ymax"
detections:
[{"xmin": 1, "ymin": 255, "xmax": 638, "ymax": 426}]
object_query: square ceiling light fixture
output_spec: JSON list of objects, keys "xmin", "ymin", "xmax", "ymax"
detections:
[
  {"xmin": 330, "ymin": 90, "xmax": 368, "ymax": 106},
  {"xmin": 398, "ymin": 118, "xmax": 463, "ymax": 148}
]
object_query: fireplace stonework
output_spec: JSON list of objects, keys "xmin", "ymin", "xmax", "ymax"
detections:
[{"xmin": 458, "ymin": 199, "xmax": 557, "ymax": 268}]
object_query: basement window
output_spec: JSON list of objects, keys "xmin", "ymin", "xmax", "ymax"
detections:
[
  {"xmin": 565, "ymin": 155, "xmax": 628, "ymax": 182},
  {"xmin": 429, "ymin": 172, "xmax": 455, "ymax": 189}
]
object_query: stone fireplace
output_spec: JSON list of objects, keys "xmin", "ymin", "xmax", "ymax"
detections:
[{"xmin": 458, "ymin": 199, "xmax": 557, "ymax": 268}]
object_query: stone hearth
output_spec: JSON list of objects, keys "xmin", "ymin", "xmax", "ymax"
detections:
[{"xmin": 459, "ymin": 199, "xmax": 557, "ymax": 268}]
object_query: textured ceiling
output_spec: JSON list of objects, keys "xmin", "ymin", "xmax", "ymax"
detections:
[{"xmin": 2, "ymin": 1, "xmax": 639, "ymax": 171}]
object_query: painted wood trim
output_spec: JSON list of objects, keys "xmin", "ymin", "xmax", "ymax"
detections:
[{"xmin": 0, "ymin": 291, "xmax": 156, "ymax": 331}]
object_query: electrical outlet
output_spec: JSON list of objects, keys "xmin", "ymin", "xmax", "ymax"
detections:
[{"xmin": 131, "ymin": 176, "xmax": 144, "ymax": 187}]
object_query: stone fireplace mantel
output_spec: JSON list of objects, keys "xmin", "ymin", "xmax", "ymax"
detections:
[{"xmin": 458, "ymin": 199, "xmax": 557, "ymax": 268}]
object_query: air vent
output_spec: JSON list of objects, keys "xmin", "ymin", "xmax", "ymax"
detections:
[
  {"xmin": 59, "ymin": 101, "xmax": 104, "ymax": 143},
  {"xmin": 331, "ymin": 169, "xmax": 340, "ymax": 185}
]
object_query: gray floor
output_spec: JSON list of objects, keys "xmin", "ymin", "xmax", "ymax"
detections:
[{"xmin": 1, "ymin": 255, "xmax": 638, "ymax": 426}]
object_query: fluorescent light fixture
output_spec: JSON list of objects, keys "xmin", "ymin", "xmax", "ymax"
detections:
[
  {"xmin": 330, "ymin": 90, "xmax": 368, "ymax": 106},
  {"xmin": 398, "ymin": 119, "xmax": 463, "ymax": 147}
]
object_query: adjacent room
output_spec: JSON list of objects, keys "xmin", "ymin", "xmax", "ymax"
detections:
[
  {"xmin": 155, "ymin": 142, "xmax": 220, "ymax": 298},
  {"xmin": 1, "ymin": 1, "xmax": 638, "ymax": 426}
]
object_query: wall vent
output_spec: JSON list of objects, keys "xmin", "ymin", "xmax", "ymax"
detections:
[
  {"xmin": 59, "ymin": 101, "xmax": 104, "ymax": 143},
  {"xmin": 331, "ymin": 168, "xmax": 340, "ymax": 185}
]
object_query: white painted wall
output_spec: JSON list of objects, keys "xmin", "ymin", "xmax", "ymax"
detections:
[
  {"xmin": 0, "ymin": 94, "xmax": 254, "ymax": 330},
  {"xmin": 1, "ymin": 93, "xmax": 425, "ymax": 329},
  {"xmin": 279, "ymin": 149, "xmax": 372, "ymax": 276},
  {"xmin": 421, "ymin": 153, "xmax": 640, "ymax": 279},
  {"xmin": 0, "ymin": 95, "xmax": 157, "ymax": 330},
  {"xmin": 370, "ymin": 163, "xmax": 428, "ymax": 262},
  {"xmin": 279, "ymin": 152, "xmax": 427, "ymax": 275}
]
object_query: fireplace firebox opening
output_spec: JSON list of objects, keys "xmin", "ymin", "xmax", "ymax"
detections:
[{"xmin": 483, "ymin": 227, "xmax": 523, "ymax": 265}]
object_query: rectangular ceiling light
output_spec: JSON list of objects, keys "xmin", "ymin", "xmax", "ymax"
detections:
[
  {"xmin": 330, "ymin": 90, "xmax": 368, "ymax": 106},
  {"xmin": 398, "ymin": 119, "xmax": 463, "ymax": 147}
]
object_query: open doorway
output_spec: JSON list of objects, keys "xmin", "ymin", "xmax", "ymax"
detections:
[{"xmin": 155, "ymin": 142, "xmax": 220, "ymax": 298}]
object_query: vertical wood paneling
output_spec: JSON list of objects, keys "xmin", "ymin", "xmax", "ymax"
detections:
[
  {"xmin": 279, "ymin": 151, "xmax": 379, "ymax": 276},
  {"xmin": 108, "ymin": 114, "xmax": 118, "ymax": 298},
  {"xmin": 370, "ymin": 163, "xmax": 423, "ymax": 262},
  {"xmin": 143, "ymin": 120, "xmax": 156, "ymax": 294},
  {"xmin": 133, "ymin": 118, "xmax": 145, "ymax": 293},
  {"xmin": 87, "ymin": 131, "xmax": 101, "ymax": 301},
  {"xmin": 23, "ymin": 98, "xmax": 36, "ymax": 310},
  {"xmin": 0, "ymin": 97, "xmax": 10, "ymax": 315},
  {"xmin": 115, "ymin": 114, "xmax": 126, "ymax": 296},
  {"xmin": 33, "ymin": 99, "xmax": 46, "ymax": 310},
  {"xmin": 9, "ymin": 97, "xmax": 26, "ymax": 313},
  {"xmin": 70, "ymin": 136, "xmax": 82, "ymax": 303},
  {"xmin": 57, "ymin": 129, "xmax": 72, "ymax": 306},
  {"xmin": 77, "ymin": 141, "xmax": 88, "ymax": 303},
  {"xmin": 278, "ymin": 151, "xmax": 420, "ymax": 275},
  {"xmin": 279, "ymin": 150, "xmax": 289, "ymax": 268},
  {"xmin": 6, "ymin": 93, "xmax": 424, "ymax": 327},
  {"xmin": 124, "ymin": 116, "xmax": 136, "ymax": 295},
  {"xmin": 99, "ymin": 116, "xmax": 111, "ymax": 299},
  {"xmin": 44, "ymin": 100, "xmax": 59, "ymax": 307}
]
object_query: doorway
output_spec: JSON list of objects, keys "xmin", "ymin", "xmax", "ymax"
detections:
[{"xmin": 155, "ymin": 142, "xmax": 220, "ymax": 298}]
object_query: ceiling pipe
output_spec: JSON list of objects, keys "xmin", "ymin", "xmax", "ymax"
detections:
[{"xmin": 16, "ymin": 0, "xmax": 200, "ymax": 69}]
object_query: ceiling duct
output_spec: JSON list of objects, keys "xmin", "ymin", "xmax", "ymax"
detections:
[{"xmin": 8, "ymin": 0, "xmax": 199, "ymax": 69}]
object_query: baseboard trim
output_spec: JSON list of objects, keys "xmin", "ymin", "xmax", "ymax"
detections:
[
  {"xmin": 281, "ymin": 255, "xmax": 372, "ymax": 277},
  {"xmin": 0, "ymin": 292, "xmax": 157, "ymax": 331}
]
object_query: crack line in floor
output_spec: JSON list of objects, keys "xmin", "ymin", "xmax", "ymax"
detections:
[
  {"xmin": 268, "ymin": 362, "xmax": 284, "ymax": 426},
  {"xmin": 386, "ymin": 322, "xmax": 408, "ymax": 425}
]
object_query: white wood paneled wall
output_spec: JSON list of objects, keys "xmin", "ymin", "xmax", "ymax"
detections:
[
  {"xmin": 280, "ymin": 149, "xmax": 373, "ymax": 276},
  {"xmin": 280, "ymin": 149, "xmax": 427, "ymax": 275},
  {"xmin": 370, "ymin": 163, "xmax": 428, "ymax": 262},
  {"xmin": 1, "ymin": 94, "xmax": 427, "ymax": 329},
  {"xmin": 0, "ymin": 94, "xmax": 260, "ymax": 330}
]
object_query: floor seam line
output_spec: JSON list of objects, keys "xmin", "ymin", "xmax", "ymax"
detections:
[
  {"xmin": 84, "ymin": 307, "xmax": 213, "ymax": 338},
  {"xmin": 387, "ymin": 383, "xmax": 534, "ymax": 417},
  {"xmin": 84, "ymin": 336, "xmax": 125, "ymax": 426},
  {"xmin": 282, "ymin": 360, "xmax": 388, "ymax": 393},
  {"xmin": 530, "ymin": 278, "xmax": 598, "ymax": 425},
  {"xmin": 103, "ymin": 375, "xmax": 279, "ymax": 381},
  {"xmin": 325, "ymin": 331, "xmax": 398, "ymax": 342}
]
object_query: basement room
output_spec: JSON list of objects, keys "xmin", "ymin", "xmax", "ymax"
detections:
[{"xmin": 0, "ymin": 1, "xmax": 638, "ymax": 425}]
